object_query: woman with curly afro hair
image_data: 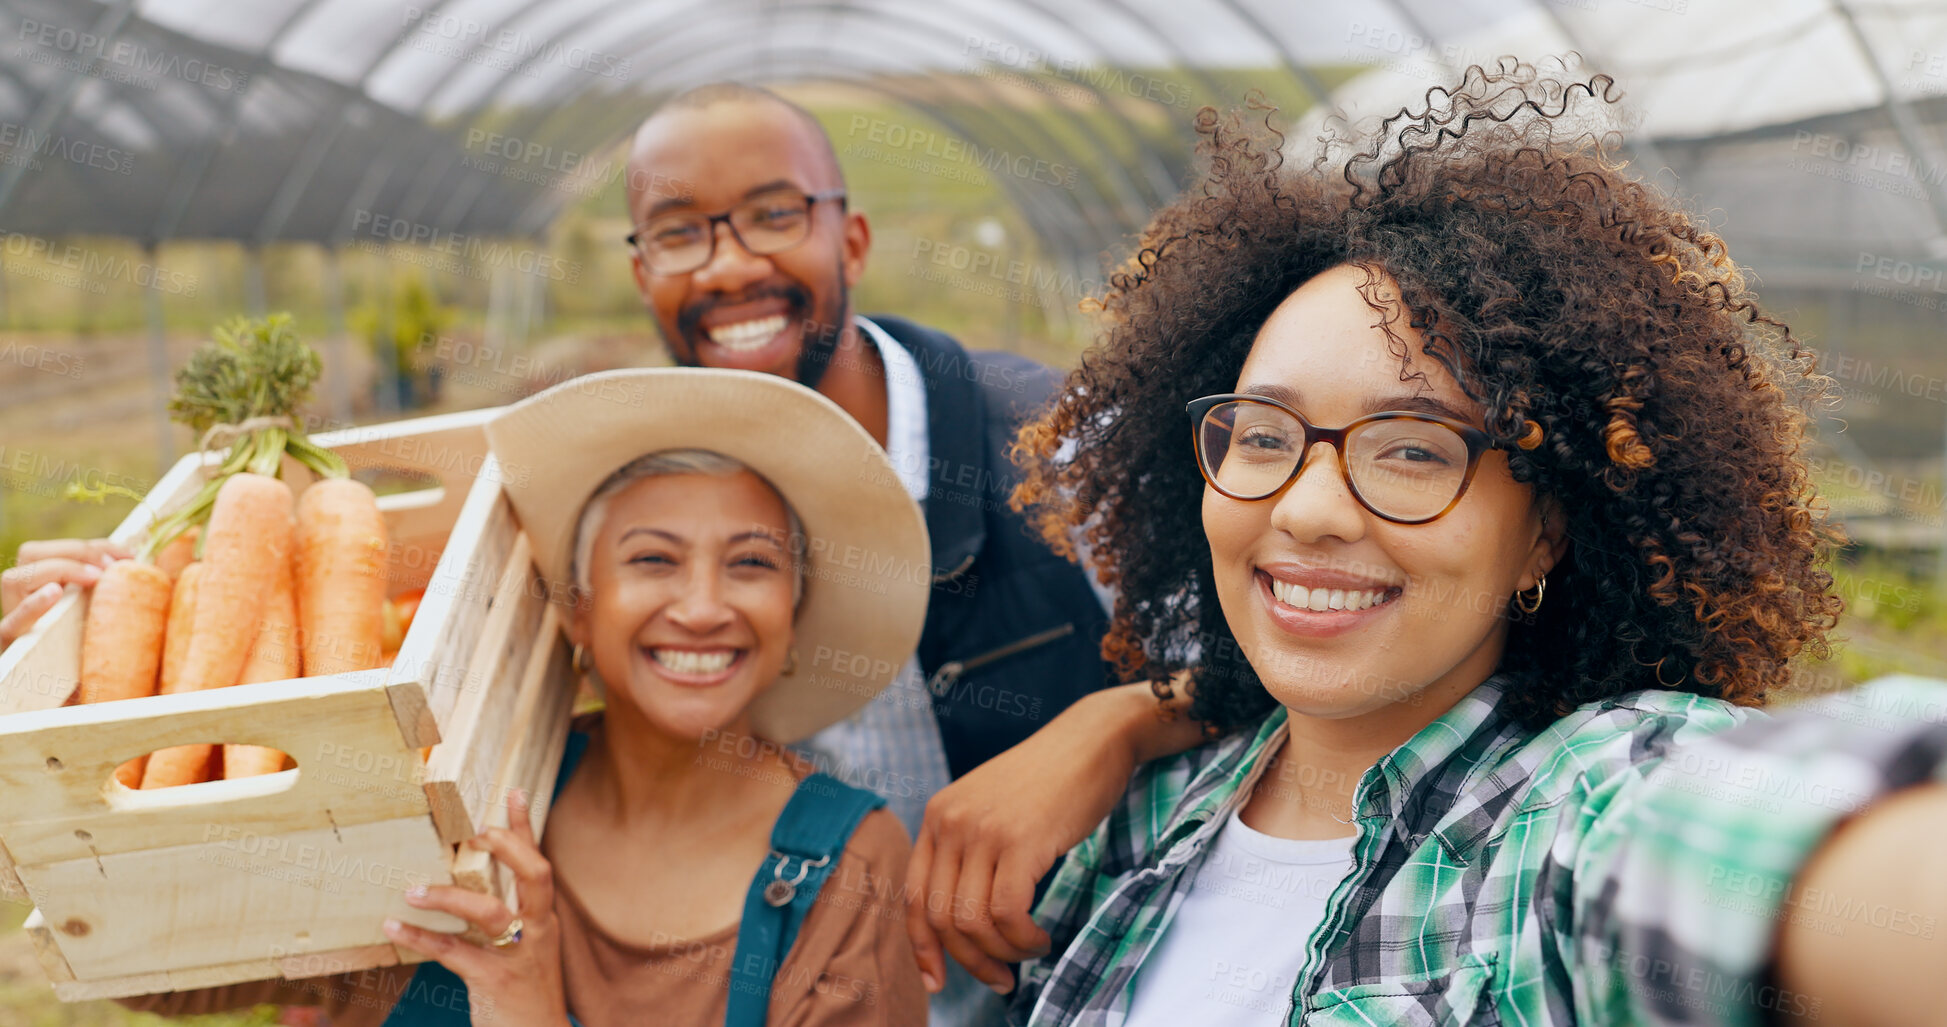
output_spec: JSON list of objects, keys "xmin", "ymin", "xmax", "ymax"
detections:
[{"xmin": 904, "ymin": 61, "xmax": 1947, "ymax": 1027}]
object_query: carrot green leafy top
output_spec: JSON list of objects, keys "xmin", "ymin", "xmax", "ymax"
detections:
[{"xmin": 77, "ymin": 313, "xmax": 353, "ymax": 561}]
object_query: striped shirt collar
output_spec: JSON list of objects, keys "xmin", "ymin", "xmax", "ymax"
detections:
[{"xmin": 1152, "ymin": 673, "xmax": 1521, "ymax": 860}]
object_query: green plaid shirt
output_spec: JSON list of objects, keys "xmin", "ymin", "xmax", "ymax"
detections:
[{"xmin": 1013, "ymin": 672, "xmax": 1947, "ymax": 1026}]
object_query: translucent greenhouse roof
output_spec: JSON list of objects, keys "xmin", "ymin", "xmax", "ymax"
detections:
[{"xmin": 1, "ymin": 0, "xmax": 1944, "ymax": 286}]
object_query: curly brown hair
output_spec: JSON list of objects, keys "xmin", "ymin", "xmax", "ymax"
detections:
[{"xmin": 1014, "ymin": 60, "xmax": 1847, "ymax": 734}]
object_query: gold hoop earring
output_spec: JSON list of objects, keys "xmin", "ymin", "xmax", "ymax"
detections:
[
  {"xmin": 1514, "ymin": 575, "xmax": 1546, "ymax": 615},
  {"xmin": 573, "ymin": 644, "xmax": 592, "ymax": 676},
  {"xmin": 781, "ymin": 650, "xmax": 798, "ymax": 677}
]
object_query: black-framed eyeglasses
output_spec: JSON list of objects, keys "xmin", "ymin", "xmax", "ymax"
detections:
[
  {"xmin": 1188, "ymin": 393, "xmax": 1497, "ymax": 525},
  {"xmin": 626, "ymin": 188, "xmax": 847, "ymax": 275}
]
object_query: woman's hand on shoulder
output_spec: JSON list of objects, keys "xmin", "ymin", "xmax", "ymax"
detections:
[{"xmin": 384, "ymin": 789, "xmax": 573, "ymax": 1027}]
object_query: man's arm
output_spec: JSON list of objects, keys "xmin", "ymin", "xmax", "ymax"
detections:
[{"xmin": 905, "ymin": 679, "xmax": 1204, "ymax": 993}]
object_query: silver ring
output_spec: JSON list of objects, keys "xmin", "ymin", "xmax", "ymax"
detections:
[{"xmin": 489, "ymin": 917, "xmax": 524, "ymax": 948}]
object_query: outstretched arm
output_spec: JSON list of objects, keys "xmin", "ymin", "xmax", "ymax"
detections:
[
  {"xmin": 905, "ymin": 679, "xmax": 1204, "ymax": 993},
  {"xmin": 1568, "ymin": 675, "xmax": 1947, "ymax": 1027},
  {"xmin": 1771, "ymin": 782, "xmax": 1947, "ymax": 1027}
]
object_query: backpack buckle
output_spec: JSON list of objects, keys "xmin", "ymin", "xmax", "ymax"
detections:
[{"xmin": 763, "ymin": 851, "xmax": 831, "ymax": 907}]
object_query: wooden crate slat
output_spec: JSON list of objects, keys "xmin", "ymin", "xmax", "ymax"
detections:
[
  {"xmin": 0, "ymin": 833, "xmax": 25, "ymax": 901},
  {"xmin": 49, "ymin": 961, "xmax": 264, "ymax": 1003},
  {"xmin": 451, "ymin": 603, "xmax": 573, "ymax": 907},
  {"xmin": 23, "ymin": 815, "xmax": 459, "ymax": 981},
  {"xmin": 423, "ymin": 531, "xmax": 541, "ymax": 844},
  {"xmin": 0, "ymin": 589, "xmax": 86, "ymax": 718},
  {"xmin": 0, "ymin": 670, "xmax": 425, "ymax": 863},
  {"xmin": 493, "ymin": 632, "xmax": 578, "ymax": 912},
  {"xmin": 383, "ymin": 678, "xmax": 438, "ymax": 764},
  {"xmin": 23, "ymin": 909, "xmax": 76, "ymax": 984},
  {"xmin": 390, "ymin": 459, "xmax": 518, "ymax": 748},
  {"xmin": 445, "ymin": 533, "xmax": 548, "ymax": 841},
  {"xmin": 500, "ymin": 627, "xmax": 577, "ymax": 850},
  {"xmin": 44, "ymin": 949, "xmax": 409, "ymax": 1004},
  {"xmin": 310, "ymin": 407, "xmax": 498, "ymax": 458},
  {"xmin": 38, "ymin": 938, "xmax": 426, "ymax": 1004}
]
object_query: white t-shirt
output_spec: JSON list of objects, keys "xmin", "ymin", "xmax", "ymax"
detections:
[{"xmin": 1122, "ymin": 811, "xmax": 1356, "ymax": 1027}]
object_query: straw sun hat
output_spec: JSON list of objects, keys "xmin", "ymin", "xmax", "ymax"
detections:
[{"xmin": 484, "ymin": 367, "xmax": 930, "ymax": 744}]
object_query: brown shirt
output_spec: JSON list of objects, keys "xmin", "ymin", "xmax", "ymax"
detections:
[{"xmin": 117, "ymin": 760, "xmax": 925, "ymax": 1025}]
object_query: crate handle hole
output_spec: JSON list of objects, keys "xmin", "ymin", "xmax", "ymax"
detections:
[
  {"xmin": 45, "ymin": 757, "xmax": 62, "ymax": 771},
  {"xmin": 100, "ymin": 747, "xmax": 303, "ymax": 807}
]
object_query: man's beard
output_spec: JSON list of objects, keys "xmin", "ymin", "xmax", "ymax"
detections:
[
  {"xmin": 663, "ymin": 265, "xmax": 848, "ymax": 390},
  {"xmin": 794, "ymin": 274, "xmax": 847, "ymax": 391}
]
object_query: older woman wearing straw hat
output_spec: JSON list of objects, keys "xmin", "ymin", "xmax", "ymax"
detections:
[{"xmin": 118, "ymin": 367, "xmax": 931, "ymax": 1027}]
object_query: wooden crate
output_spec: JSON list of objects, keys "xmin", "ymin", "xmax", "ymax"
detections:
[{"xmin": 0, "ymin": 409, "xmax": 581, "ymax": 1001}]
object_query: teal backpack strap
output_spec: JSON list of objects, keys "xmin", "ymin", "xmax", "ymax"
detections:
[
  {"xmin": 552, "ymin": 729, "xmax": 590, "ymax": 803},
  {"xmin": 722, "ymin": 773, "xmax": 886, "ymax": 1027},
  {"xmin": 555, "ymin": 731, "xmax": 592, "ymax": 1027}
]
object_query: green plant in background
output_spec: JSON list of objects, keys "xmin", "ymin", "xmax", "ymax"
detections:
[
  {"xmin": 350, "ymin": 274, "xmax": 453, "ymax": 409},
  {"xmin": 1843, "ymin": 558, "xmax": 1940, "ymax": 633},
  {"xmin": 1812, "ymin": 553, "xmax": 1947, "ymax": 685}
]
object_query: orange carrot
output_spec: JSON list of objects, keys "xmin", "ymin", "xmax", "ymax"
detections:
[
  {"xmin": 158, "ymin": 563, "xmax": 206, "ymax": 695},
  {"xmin": 140, "ymin": 562, "xmax": 206, "ymax": 789},
  {"xmin": 295, "ymin": 477, "xmax": 389, "ymax": 677},
  {"xmin": 185, "ymin": 473, "xmax": 294, "ymax": 689},
  {"xmin": 113, "ymin": 758, "xmax": 145, "ymax": 792},
  {"xmin": 77, "ymin": 561, "xmax": 172, "ymax": 789},
  {"xmin": 142, "ymin": 474, "xmax": 294, "ymax": 789},
  {"xmin": 78, "ymin": 562, "xmax": 172, "ymax": 705},
  {"xmin": 226, "ymin": 551, "xmax": 299, "ymax": 779},
  {"xmin": 154, "ymin": 527, "xmax": 199, "ymax": 581},
  {"xmin": 381, "ymin": 586, "xmax": 425, "ymax": 653}
]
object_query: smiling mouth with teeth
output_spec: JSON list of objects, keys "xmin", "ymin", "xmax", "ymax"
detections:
[
  {"xmin": 1268, "ymin": 579, "xmax": 1400, "ymax": 613},
  {"xmin": 705, "ymin": 314, "xmax": 789, "ymax": 352},
  {"xmin": 649, "ymin": 648, "xmax": 741, "ymax": 675}
]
